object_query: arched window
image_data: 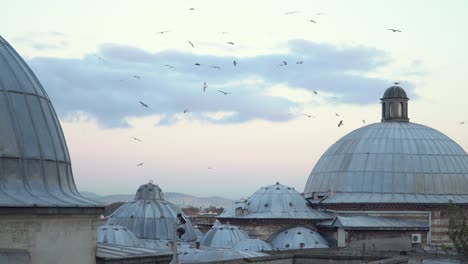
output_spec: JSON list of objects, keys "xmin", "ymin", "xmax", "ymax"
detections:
[
  {"xmin": 389, "ymin": 102, "xmax": 394, "ymax": 118},
  {"xmin": 397, "ymin": 102, "xmax": 403, "ymax": 118},
  {"xmin": 382, "ymin": 103, "xmax": 386, "ymax": 119}
]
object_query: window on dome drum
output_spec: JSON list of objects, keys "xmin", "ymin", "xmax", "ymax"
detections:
[
  {"xmin": 389, "ymin": 102, "xmax": 394, "ymax": 118},
  {"xmin": 382, "ymin": 102, "xmax": 386, "ymax": 119},
  {"xmin": 397, "ymin": 102, "xmax": 403, "ymax": 118}
]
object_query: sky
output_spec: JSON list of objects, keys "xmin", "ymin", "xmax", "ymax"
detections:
[{"xmin": 1, "ymin": 0, "xmax": 468, "ymax": 199}]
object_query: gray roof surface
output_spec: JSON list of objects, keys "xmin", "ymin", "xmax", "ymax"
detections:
[
  {"xmin": 318, "ymin": 215, "xmax": 429, "ymax": 230},
  {"xmin": 233, "ymin": 239, "xmax": 273, "ymax": 252},
  {"xmin": 0, "ymin": 249, "xmax": 30, "ymax": 264},
  {"xmin": 304, "ymin": 121, "xmax": 468, "ymax": 204},
  {"xmin": 107, "ymin": 183, "xmax": 197, "ymax": 241},
  {"xmin": 270, "ymin": 226, "xmax": 329, "ymax": 250},
  {"xmin": 96, "ymin": 243, "xmax": 171, "ymax": 260},
  {"xmin": 179, "ymin": 248, "xmax": 267, "ymax": 263},
  {"xmin": 200, "ymin": 224, "xmax": 249, "ymax": 249},
  {"xmin": 97, "ymin": 224, "xmax": 143, "ymax": 247},
  {"xmin": 0, "ymin": 35, "xmax": 100, "ymax": 207},
  {"xmin": 219, "ymin": 182, "xmax": 331, "ymax": 219}
]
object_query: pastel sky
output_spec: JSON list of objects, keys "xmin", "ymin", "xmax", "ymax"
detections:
[{"xmin": 2, "ymin": 0, "xmax": 467, "ymax": 199}]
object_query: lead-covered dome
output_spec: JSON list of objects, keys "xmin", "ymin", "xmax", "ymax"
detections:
[
  {"xmin": 0, "ymin": 36, "xmax": 99, "ymax": 207},
  {"xmin": 382, "ymin": 85, "xmax": 408, "ymax": 99},
  {"xmin": 270, "ymin": 227, "xmax": 329, "ymax": 250},
  {"xmin": 97, "ymin": 224, "xmax": 142, "ymax": 247},
  {"xmin": 200, "ymin": 224, "xmax": 249, "ymax": 249},
  {"xmin": 219, "ymin": 182, "xmax": 330, "ymax": 219},
  {"xmin": 233, "ymin": 239, "xmax": 273, "ymax": 252},
  {"xmin": 107, "ymin": 182, "xmax": 197, "ymax": 241},
  {"xmin": 304, "ymin": 122, "xmax": 468, "ymax": 204}
]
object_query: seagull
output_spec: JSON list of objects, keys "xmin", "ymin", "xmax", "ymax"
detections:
[
  {"xmin": 133, "ymin": 75, "xmax": 141, "ymax": 79},
  {"xmin": 313, "ymin": 90, "xmax": 318, "ymax": 95},
  {"xmin": 93, "ymin": 54, "xmax": 103, "ymax": 60},
  {"xmin": 394, "ymin": 82, "xmax": 401, "ymax": 85},
  {"xmin": 226, "ymin": 42, "xmax": 235, "ymax": 45},
  {"xmin": 219, "ymin": 31, "xmax": 228, "ymax": 34},
  {"xmin": 154, "ymin": 31, "xmax": 170, "ymax": 35},
  {"xmin": 280, "ymin": 61, "xmax": 287, "ymax": 66},
  {"xmin": 387, "ymin": 29, "xmax": 402, "ymax": 32},
  {"xmin": 188, "ymin": 8, "xmax": 195, "ymax": 10},
  {"xmin": 165, "ymin": 64, "xmax": 175, "ymax": 69},
  {"xmin": 338, "ymin": 120, "xmax": 344, "ymax": 127},
  {"xmin": 210, "ymin": 65, "xmax": 222, "ymax": 69},
  {"xmin": 317, "ymin": 13, "xmax": 325, "ymax": 15},
  {"xmin": 194, "ymin": 63, "xmax": 201, "ymax": 66},
  {"xmin": 218, "ymin": 90, "xmax": 231, "ymax": 95},
  {"xmin": 335, "ymin": 113, "xmax": 340, "ymax": 117},
  {"xmin": 309, "ymin": 19, "xmax": 317, "ymax": 23},
  {"xmin": 131, "ymin": 137, "xmax": 142, "ymax": 142},
  {"xmin": 137, "ymin": 162, "xmax": 144, "ymax": 167},
  {"xmin": 188, "ymin": 40, "xmax": 195, "ymax": 48},
  {"xmin": 183, "ymin": 109, "xmax": 189, "ymax": 113},
  {"xmin": 139, "ymin": 101, "xmax": 149, "ymax": 108},
  {"xmin": 303, "ymin": 114, "xmax": 317, "ymax": 119},
  {"xmin": 362, "ymin": 120, "xmax": 366, "ymax": 124},
  {"xmin": 284, "ymin": 11, "xmax": 297, "ymax": 15},
  {"xmin": 460, "ymin": 121, "xmax": 465, "ymax": 125},
  {"xmin": 296, "ymin": 61, "xmax": 303, "ymax": 64},
  {"xmin": 203, "ymin": 82, "xmax": 207, "ymax": 92},
  {"xmin": 233, "ymin": 60, "xmax": 237, "ymax": 66}
]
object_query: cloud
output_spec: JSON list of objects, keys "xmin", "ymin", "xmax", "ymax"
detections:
[{"xmin": 28, "ymin": 40, "xmax": 405, "ymax": 128}]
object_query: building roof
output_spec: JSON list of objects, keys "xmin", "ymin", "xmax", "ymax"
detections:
[
  {"xmin": 97, "ymin": 224, "xmax": 143, "ymax": 247},
  {"xmin": 233, "ymin": 239, "xmax": 273, "ymax": 252},
  {"xmin": 304, "ymin": 121, "xmax": 468, "ymax": 204},
  {"xmin": 0, "ymin": 36, "xmax": 101, "ymax": 208},
  {"xmin": 0, "ymin": 249, "xmax": 30, "ymax": 264},
  {"xmin": 219, "ymin": 182, "xmax": 331, "ymax": 219},
  {"xmin": 382, "ymin": 85, "xmax": 408, "ymax": 99},
  {"xmin": 318, "ymin": 215, "xmax": 429, "ymax": 230},
  {"xmin": 96, "ymin": 243, "xmax": 171, "ymax": 261},
  {"xmin": 178, "ymin": 248, "xmax": 267, "ymax": 263},
  {"xmin": 270, "ymin": 226, "xmax": 329, "ymax": 250},
  {"xmin": 200, "ymin": 224, "xmax": 249, "ymax": 249},
  {"xmin": 107, "ymin": 182, "xmax": 197, "ymax": 241}
]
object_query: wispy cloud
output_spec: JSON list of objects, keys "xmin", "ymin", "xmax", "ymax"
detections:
[{"xmin": 28, "ymin": 39, "xmax": 405, "ymax": 128}]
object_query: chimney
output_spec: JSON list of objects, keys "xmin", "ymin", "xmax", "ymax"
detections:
[{"xmin": 195, "ymin": 241, "xmax": 200, "ymax": 249}]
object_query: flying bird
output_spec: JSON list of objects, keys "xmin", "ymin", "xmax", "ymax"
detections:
[
  {"xmin": 131, "ymin": 137, "xmax": 142, "ymax": 142},
  {"xmin": 188, "ymin": 8, "xmax": 195, "ymax": 10},
  {"xmin": 313, "ymin": 90, "xmax": 318, "ymax": 95},
  {"xmin": 317, "ymin": 13, "xmax": 325, "ymax": 15},
  {"xmin": 303, "ymin": 114, "xmax": 317, "ymax": 119},
  {"xmin": 93, "ymin": 54, "xmax": 103, "ymax": 60},
  {"xmin": 219, "ymin": 31, "xmax": 228, "ymax": 34},
  {"xmin": 183, "ymin": 109, "xmax": 189, "ymax": 113},
  {"xmin": 338, "ymin": 120, "xmax": 344, "ymax": 127},
  {"xmin": 296, "ymin": 61, "xmax": 303, "ymax": 64},
  {"xmin": 217, "ymin": 90, "xmax": 231, "ymax": 95},
  {"xmin": 335, "ymin": 113, "xmax": 340, "ymax": 117},
  {"xmin": 188, "ymin": 40, "xmax": 195, "ymax": 48},
  {"xmin": 137, "ymin": 162, "xmax": 144, "ymax": 167},
  {"xmin": 155, "ymin": 31, "xmax": 170, "ymax": 35},
  {"xmin": 309, "ymin": 20, "xmax": 317, "ymax": 23},
  {"xmin": 460, "ymin": 121, "xmax": 465, "ymax": 125},
  {"xmin": 280, "ymin": 61, "xmax": 287, "ymax": 66},
  {"xmin": 139, "ymin": 101, "xmax": 149, "ymax": 108},
  {"xmin": 165, "ymin": 64, "xmax": 175, "ymax": 69},
  {"xmin": 394, "ymin": 82, "xmax": 401, "ymax": 85},
  {"xmin": 362, "ymin": 120, "xmax": 366, "ymax": 124},
  {"xmin": 133, "ymin": 75, "xmax": 141, "ymax": 79},
  {"xmin": 233, "ymin": 60, "xmax": 237, "ymax": 66},
  {"xmin": 284, "ymin": 11, "xmax": 297, "ymax": 15},
  {"xmin": 226, "ymin": 42, "xmax": 235, "ymax": 45},
  {"xmin": 203, "ymin": 82, "xmax": 207, "ymax": 92},
  {"xmin": 194, "ymin": 63, "xmax": 201, "ymax": 66},
  {"xmin": 210, "ymin": 65, "xmax": 222, "ymax": 69},
  {"xmin": 387, "ymin": 29, "xmax": 402, "ymax": 32}
]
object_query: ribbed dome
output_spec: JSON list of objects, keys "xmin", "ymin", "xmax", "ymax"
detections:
[
  {"xmin": 200, "ymin": 224, "xmax": 249, "ymax": 249},
  {"xmin": 233, "ymin": 239, "xmax": 273, "ymax": 252},
  {"xmin": 0, "ymin": 36, "xmax": 99, "ymax": 207},
  {"xmin": 304, "ymin": 122, "xmax": 468, "ymax": 204},
  {"xmin": 382, "ymin": 85, "xmax": 408, "ymax": 99},
  {"xmin": 270, "ymin": 227, "xmax": 329, "ymax": 250},
  {"xmin": 97, "ymin": 224, "xmax": 142, "ymax": 247},
  {"xmin": 219, "ymin": 182, "xmax": 330, "ymax": 219},
  {"xmin": 107, "ymin": 183, "xmax": 197, "ymax": 241}
]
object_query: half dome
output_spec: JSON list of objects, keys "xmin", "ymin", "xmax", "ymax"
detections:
[
  {"xmin": 0, "ymin": 35, "xmax": 99, "ymax": 207},
  {"xmin": 107, "ymin": 182, "xmax": 197, "ymax": 241},
  {"xmin": 304, "ymin": 122, "xmax": 468, "ymax": 204}
]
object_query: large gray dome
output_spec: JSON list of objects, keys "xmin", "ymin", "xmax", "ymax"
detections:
[
  {"xmin": 0, "ymin": 36, "xmax": 99, "ymax": 207},
  {"xmin": 107, "ymin": 182, "xmax": 197, "ymax": 241},
  {"xmin": 304, "ymin": 122, "xmax": 468, "ymax": 204}
]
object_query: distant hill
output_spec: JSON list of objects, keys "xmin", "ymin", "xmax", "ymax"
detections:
[{"xmin": 80, "ymin": 191, "xmax": 235, "ymax": 209}]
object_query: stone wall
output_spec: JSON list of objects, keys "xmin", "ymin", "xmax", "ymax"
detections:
[{"xmin": 0, "ymin": 212, "xmax": 100, "ymax": 264}]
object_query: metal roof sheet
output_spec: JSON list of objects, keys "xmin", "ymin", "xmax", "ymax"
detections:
[
  {"xmin": 0, "ymin": 249, "xmax": 30, "ymax": 264},
  {"xmin": 233, "ymin": 239, "xmax": 273, "ymax": 252},
  {"xmin": 304, "ymin": 122, "xmax": 468, "ymax": 204},
  {"xmin": 318, "ymin": 215, "xmax": 429, "ymax": 230},
  {"xmin": 97, "ymin": 224, "xmax": 143, "ymax": 247},
  {"xmin": 96, "ymin": 243, "xmax": 171, "ymax": 260},
  {"xmin": 178, "ymin": 248, "xmax": 267, "ymax": 263},
  {"xmin": 0, "ymin": 35, "xmax": 101, "ymax": 208}
]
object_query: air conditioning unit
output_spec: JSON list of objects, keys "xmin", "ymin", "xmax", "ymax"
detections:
[{"xmin": 411, "ymin": 234, "xmax": 422, "ymax": 244}]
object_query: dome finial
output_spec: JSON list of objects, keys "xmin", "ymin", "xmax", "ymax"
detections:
[{"xmin": 394, "ymin": 81, "xmax": 400, "ymax": 85}]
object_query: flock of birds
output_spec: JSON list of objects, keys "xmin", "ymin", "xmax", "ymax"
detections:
[{"xmin": 91, "ymin": 8, "xmax": 464, "ymax": 167}]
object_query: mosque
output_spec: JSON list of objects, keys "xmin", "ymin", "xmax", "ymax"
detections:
[{"xmin": 1, "ymin": 34, "xmax": 467, "ymax": 264}]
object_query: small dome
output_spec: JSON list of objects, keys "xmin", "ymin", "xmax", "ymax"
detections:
[
  {"xmin": 107, "ymin": 183, "xmax": 197, "ymax": 241},
  {"xmin": 219, "ymin": 182, "xmax": 330, "ymax": 219},
  {"xmin": 270, "ymin": 227, "xmax": 329, "ymax": 250},
  {"xmin": 97, "ymin": 224, "xmax": 142, "ymax": 247},
  {"xmin": 194, "ymin": 228, "xmax": 204, "ymax": 240},
  {"xmin": 200, "ymin": 224, "xmax": 249, "ymax": 249},
  {"xmin": 233, "ymin": 239, "xmax": 273, "ymax": 252},
  {"xmin": 0, "ymin": 36, "xmax": 100, "ymax": 207},
  {"xmin": 382, "ymin": 85, "xmax": 408, "ymax": 99},
  {"xmin": 179, "ymin": 249, "xmax": 267, "ymax": 263}
]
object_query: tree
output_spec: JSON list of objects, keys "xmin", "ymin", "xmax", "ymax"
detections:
[{"xmin": 447, "ymin": 201, "xmax": 468, "ymax": 256}]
